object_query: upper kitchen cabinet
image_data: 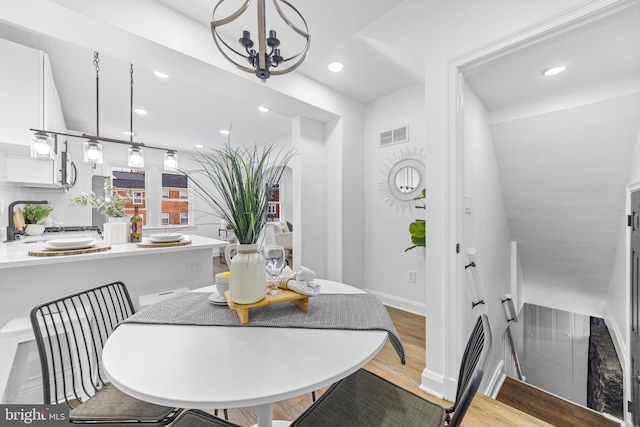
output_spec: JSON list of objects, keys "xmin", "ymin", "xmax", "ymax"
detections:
[{"xmin": 0, "ymin": 37, "xmax": 68, "ymax": 188}]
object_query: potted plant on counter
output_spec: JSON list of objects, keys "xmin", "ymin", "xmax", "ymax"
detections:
[
  {"xmin": 186, "ymin": 142, "xmax": 295, "ymax": 304},
  {"xmin": 70, "ymin": 185, "xmax": 132, "ymax": 244},
  {"xmin": 23, "ymin": 204, "xmax": 53, "ymax": 236}
]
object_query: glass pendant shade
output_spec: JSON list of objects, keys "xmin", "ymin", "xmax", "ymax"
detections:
[
  {"xmin": 30, "ymin": 131, "xmax": 54, "ymax": 159},
  {"xmin": 128, "ymin": 146, "xmax": 144, "ymax": 168},
  {"xmin": 83, "ymin": 140, "xmax": 103, "ymax": 164},
  {"xmin": 164, "ymin": 150, "xmax": 178, "ymax": 171}
]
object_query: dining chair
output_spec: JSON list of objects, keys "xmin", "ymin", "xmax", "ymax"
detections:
[
  {"xmin": 290, "ymin": 314, "xmax": 492, "ymax": 427},
  {"xmin": 30, "ymin": 281, "xmax": 180, "ymax": 426}
]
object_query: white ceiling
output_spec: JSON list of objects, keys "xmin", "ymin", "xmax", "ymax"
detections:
[
  {"xmin": 2, "ymin": 1, "xmax": 640, "ymax": 307},
  {"xmin": 0, "ymin": 0, "xmax": 422, "ymax": 153}
]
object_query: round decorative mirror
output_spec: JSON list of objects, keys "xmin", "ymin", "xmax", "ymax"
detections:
[{"xmin": 379, "ymin": 147, "xmax": 425, "ymax": 211}]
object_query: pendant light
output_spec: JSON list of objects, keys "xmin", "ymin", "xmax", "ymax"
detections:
[
  {"xmin": 30, "ymin": 130, "xmax": 54, "ymax": 159},
  {"xmin": 164, "ymin": 150, "xmax": 178, "ymax": 171},
  {"xmin": 127, "ymin": 64, "xmax": 144, "ymax": 168},
  {"xmin": 83, "ymin": 51, "xmax": 104, "ymax": 164},
  {"xmin": 210, "ymin": 0, "xmax": 310, "ymax": 82}
]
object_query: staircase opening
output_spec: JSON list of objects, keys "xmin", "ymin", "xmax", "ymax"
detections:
[{"xmin": 513, "ymin": 303, "xmax": 623, "ymax": 421}]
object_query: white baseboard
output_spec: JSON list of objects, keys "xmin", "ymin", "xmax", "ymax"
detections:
[
  {"xmin": 419, "ymin": 368, "xmax": 446, "ymax": 400},
  {"xmin": 486, "ymin": 359, "xmax": 505, "ymax": 398},
  {"xmin": 364, "ymin": 289, "xmax": 426, "ymax": 316}
]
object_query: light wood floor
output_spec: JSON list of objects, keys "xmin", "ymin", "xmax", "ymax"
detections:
[
  {"xmin": 208, "ymin": 258, "xmax": 561, "ymax": 426},
  {"xmin": 204, "ymin": 305, "xmax": 432, "ymax": 426}
]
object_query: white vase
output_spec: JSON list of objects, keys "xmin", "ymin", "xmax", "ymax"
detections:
[
  {"xmin": 103, "ymin": 218, "xmax": 129, "ymax": 245},
  {"xmin": 225, "ymin": 243, "xmax": 266, "ymax": 304}
]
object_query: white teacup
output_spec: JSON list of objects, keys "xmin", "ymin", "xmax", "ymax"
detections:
[
  {"xmin": 216, "ymin": 283, "xmax": 229, "ymax": 295},
  {"xmin": 215, "ymin": 271, "xmax": 230, "ymax": 295}
]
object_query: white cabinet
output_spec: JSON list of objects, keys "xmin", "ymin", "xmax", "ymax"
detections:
[
  {"xmin": 0, "ymin": 38, "xmax": 43, "ymax": 147},
  {"xmin": 0, "ymin": 38, "xmax": 68, "ymax": 188}
]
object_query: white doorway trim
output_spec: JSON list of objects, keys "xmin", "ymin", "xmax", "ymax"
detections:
[{"xmin": 436, "ymin": 0, "xmax": 630, "ymax": 402}]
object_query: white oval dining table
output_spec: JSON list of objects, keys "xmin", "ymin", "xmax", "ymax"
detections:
[{"xmin": 102, "ymin": 279, "xmax": 388, "ymax": 427}]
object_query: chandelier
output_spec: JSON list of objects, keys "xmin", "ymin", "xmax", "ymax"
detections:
[{"xmin": 210, "ymin": 0, "xmax": 310, "ymax": 82}]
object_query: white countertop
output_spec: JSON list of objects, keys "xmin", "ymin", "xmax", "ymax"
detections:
[{"xmin": 0, "ymin": 235, "xmax": 228, "ymax": 269}]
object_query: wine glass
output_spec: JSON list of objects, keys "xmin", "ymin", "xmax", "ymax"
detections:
[{"xmin": 264, "ymin": 245, "xmax": 286, "ymax": 295}]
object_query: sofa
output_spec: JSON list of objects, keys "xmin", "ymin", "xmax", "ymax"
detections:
[{"xmin": 272, "ymin": 221, "xmax": 293, "ymax": 252}]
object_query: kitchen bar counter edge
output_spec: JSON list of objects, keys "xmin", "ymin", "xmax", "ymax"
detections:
[{"xmin": 0, "ymin": 235, "xmax": 228, "ymax": 269}]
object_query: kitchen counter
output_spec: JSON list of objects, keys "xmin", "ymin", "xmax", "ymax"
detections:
[
  {"xmin": 0, "ymin": 234, "xmax": 229, "ymax": 405},
  {"xmin": 0, "ymin": 235, "xmax": 225, "ymax": 269},
  {"xmin": 0, "ymin": 235, "xmax": 228, "ymax": 329}
]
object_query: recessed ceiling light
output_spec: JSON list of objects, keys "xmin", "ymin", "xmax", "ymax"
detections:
[
  {"xmin": 328, "ymin": 62, "xmax": 344, "ymax": 72},
  {"xmin": 134, "ymin": 109, "xmax": 148, "ymax": 115},
  {"xmin": 124, "ymin": 131, "xmax": 135, "ymax": 136},
  {"xmin": 153, "ymin": 70, "xmax": 169, "ymax": 79},
  {"xmin": 542, "ymin": 66, "xmax": 565, "ymax": 77},
  {"xmin": 258, "ymin": 106, "xmax": 270, "ymax": 113},
  {"xmin": 220, "ymin": 130, "xmax": 230, "ymax": 135},
  {"xmin": 194, "ymin": 144, "xmax": 205, "ymax": 149}
]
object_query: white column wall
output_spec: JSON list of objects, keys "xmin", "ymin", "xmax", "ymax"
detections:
[
  {"xmin": 411, "ymin": 0, "xmax": 596, "ymax": 400},
  {"xmin": 292, "ymin": 116, "xmax": 328, "ymax": 278}
]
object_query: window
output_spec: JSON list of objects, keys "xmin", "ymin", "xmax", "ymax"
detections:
[
  {"xmin": 161, "ymin": 173, "xmax": 189, "ymax": 226},
  {"xmin": 133, "ymin": 192, "xmax": 143, "ymax": 205},
  {"xmin": 112, "ymin": 168, "xmax": 147, "ymax": 226}
]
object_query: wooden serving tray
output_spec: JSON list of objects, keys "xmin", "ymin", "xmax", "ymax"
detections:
[
  {"xmin": 29, "ymin": 245, "xmax": 111, "ymax": 257},
  {"xmin": 137, "ymin": 240, "xmax": 192, "ymax": 248},
  {"xmin": 225, "ymin": 289, "xmax": 309, "ymax": 325}
]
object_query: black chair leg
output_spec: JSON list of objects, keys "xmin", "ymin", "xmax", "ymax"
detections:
[{"xmin": 214, "ymin": 409, "xmax": 229, "ymax": 420}]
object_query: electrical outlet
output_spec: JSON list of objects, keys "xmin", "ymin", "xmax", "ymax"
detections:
[
  {"xmin": 186, "ymin": 263, "xmax": 202, "ymax": 272},
  {"xmin": 408, "ymin": 270, "xmax": 416, "ymax": 283}
]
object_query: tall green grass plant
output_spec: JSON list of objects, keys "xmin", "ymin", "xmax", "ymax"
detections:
[{"xmin": 187, "ymin": 143, "xmax": 295, "ymax": 244}]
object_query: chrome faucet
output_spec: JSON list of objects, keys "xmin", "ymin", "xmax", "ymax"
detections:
[{"xmin": 6, "ymin": 200, "xmax": 49, "ymax": 241}]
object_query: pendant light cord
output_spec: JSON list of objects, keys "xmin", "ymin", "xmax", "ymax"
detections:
[
  {"xmin": 93, "ymin": 51, "xmax": 100, "ymax": 136},
  {"xmin": 130, "ymin": 63, "xmax": 134, "ymax": 143}
]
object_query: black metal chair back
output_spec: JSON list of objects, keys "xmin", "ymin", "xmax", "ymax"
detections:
[
  {"xmin": 446, "ymin": 314, "xmax": 492, "ymax": 415},
  {"xmin": 448, "ymin": 369, "xmax": 483, "ymax": 427},
  {"xmin": 30, "ymin": 281, "xmax": 135, "ymax": 407}
]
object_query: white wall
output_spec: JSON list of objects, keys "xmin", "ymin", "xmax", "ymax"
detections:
[
  {"xmin": 363, "ymin": 84, "xmax": 426, "ymax": 314},
  {"xmin": 462, "ymin": 83, "xmax": 513, "ymax": 390},
  {"xmin": 522, "ymin": 304, "xmax": 590, "ymax": 406}
]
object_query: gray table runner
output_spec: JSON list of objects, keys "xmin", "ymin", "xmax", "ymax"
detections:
[{"xmin": 121, "ymin": 292, "xmax": 405, "ymax": 364}]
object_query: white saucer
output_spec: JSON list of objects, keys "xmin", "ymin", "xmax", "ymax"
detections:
[
  {"xmin": 149, "ymin": 233, "xmax": 183, "ymax": 242},
  {"xmin": 208, "ymin": 292, "xmax": 227, "ymax": 305},
  {"xmin": 43, "ymin": 240, "xmax": 96, "ymax": 251},
  {"xmin": 147, "ymin": 236, "xmax": 185, "ymax": 243},
  {"xmin": 45, "ymin": 237, "xmax": 95, "ymax": 248}
]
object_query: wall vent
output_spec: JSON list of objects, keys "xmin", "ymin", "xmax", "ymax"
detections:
[{"xmin": 379, "ymin": 125, "xmax": 409, "ymax": 147}]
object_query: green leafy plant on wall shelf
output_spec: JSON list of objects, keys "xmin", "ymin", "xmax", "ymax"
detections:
[{"xmin": 405, "ymin": 189, "xmax": 426, "ymax": 252}]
